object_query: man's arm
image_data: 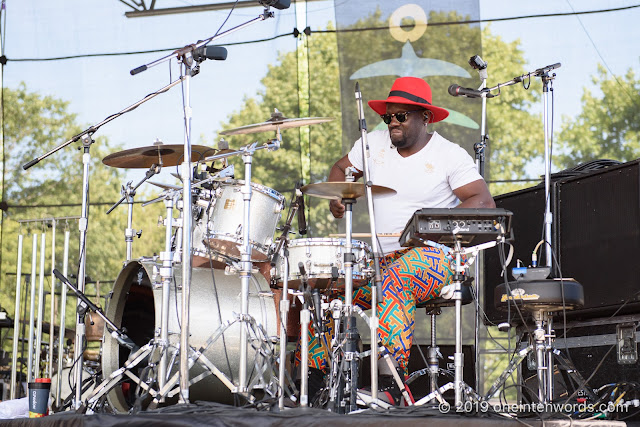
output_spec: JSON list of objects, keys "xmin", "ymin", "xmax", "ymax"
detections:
[
  {"xmin": 329, "ymin": 154, "xmax": 363, "ymax": 181},
  {"xmin": 453, "ymin": 179, "xmax": 496, "ymax": 208},
  {"xmin": 328, "ymin": 155, "xmax": 363, "ymax": 218}
]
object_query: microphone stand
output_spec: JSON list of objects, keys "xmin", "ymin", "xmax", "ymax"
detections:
[
  {"xmin": 127, "ymin": 5, "xmax": 280, "ymax": 404},
  {"xmin": 354, "ymin": 82, "xmax": 380, "ymax": 403},
  {"xmin": 454, "ymin": 62, "xmax": 560, "ymax": 400},
  {"xmin": 469, "ymin": 55, "xmax": 488, "ymax": 395},
  {"xmin": 271, "ymin": 187, "xmax": 298, "ymax": 410}
]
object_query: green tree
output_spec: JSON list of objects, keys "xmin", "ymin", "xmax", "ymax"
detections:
[
  {"xmin": 0, "ymin": 84, "xmax": 166, "ymax": 354},
  {"xmin": 556, "ymin": 66, "xmax": 640, "ymax": 168},
  {"xmin": 219, "ymin": 27, "xmax": 342, "ymax": 237}
]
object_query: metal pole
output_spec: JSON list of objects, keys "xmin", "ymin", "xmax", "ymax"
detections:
[
  {"xmin": 278, "ymin": 252, "xmax": 290, "ymax": 410},
  {"xmin": 542, "ymin": 76, "xmax": 553, "ymax": 268},
  {"xmin": 48, "ymin": 221, "xmax": 57, "ymax": 379},
  {"xmin": 27, "ymin": 234, "xmax": 37, "ymax": 382},
  {"xmin": 179, "ymin": 64, "xmax": 193, "ymax": 404},
  {"xmin": 354, "ymin": 84, "xmax": 379, "ymax": 400},
  {"xmin": 238, "ymin": 153, "xmax": 254, "ymax": 393},
  {"xmin": 453, "ymin": 243, "xmax": 464, "ymax": 407},
  {"xmin": 159, "ymin": 196, "xmax": 174, "ymax": 396},
  {"xmin": 35, "ymin": 232, "xmax": 47, "ymax": 378},
  {"xmin": 73, "ymin": 137, "xmax": 92, "ymax": 408},
  {"xmin": 474, "ymin": 70, "xmax": 488, "ymax": 395},
  {"xmin": 125, "ymin": 187, "xmax": 134, "ymax": 262},
  {"xmin": 10, "ymin": 234, "xmax": 24, "ymax": 399},
  {"xmin": 56, "ymin": 229, "xmax": 70, "ymax": 405}
]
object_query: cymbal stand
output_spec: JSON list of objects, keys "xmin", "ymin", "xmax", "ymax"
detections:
[
  {"xmin": 106, "ymin": 163, "xmax": 162, "ymax": 261},
  {"xmin": 354, "ymin": 83, "xmax": 380, "ymax": 402},
  {"xmin": 328, "ymin": 175, "xmax": 359, "ymax": 412},
  {"xmin": 205, "ymin": 138, "xmax": 280, "ymax": 396},
  {"xmin": 158, "ymin": 189, "xmax": 180, "ymax": 399}
]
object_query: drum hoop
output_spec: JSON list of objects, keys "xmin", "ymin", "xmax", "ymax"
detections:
[
  {"xmin": 288, "ymin": 237, "xmax": 369, "ymax": 250},
  {"xmin": 222, "ymin": 180, "xmax": 284, "ymax": 202}
]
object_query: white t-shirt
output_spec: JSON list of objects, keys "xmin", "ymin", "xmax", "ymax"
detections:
[{"xmin": 348, "ymin": 130, "xmax": 482, "ymax": 254}]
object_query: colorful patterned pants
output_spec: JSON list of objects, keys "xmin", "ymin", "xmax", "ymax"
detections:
[{"xmin": 295, "ymin": 246, "xmax": 455, "ymax": 375}]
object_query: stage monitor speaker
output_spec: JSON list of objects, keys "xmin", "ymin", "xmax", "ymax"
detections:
[{"xmin": 483, "ymin": 159, "xmax": 640, "ymax": 324}]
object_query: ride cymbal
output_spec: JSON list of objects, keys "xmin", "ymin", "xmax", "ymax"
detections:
[
  {"xmin": 102, "ymin": 144, "xmax": 217, "ymax": 168},
  {"xmin": 301, "ymin": 182, "xmax": 396, "ymax": 200},
  {"xmin": 220, "ymin": 110, "xmax": 333, "ymax": 136}
]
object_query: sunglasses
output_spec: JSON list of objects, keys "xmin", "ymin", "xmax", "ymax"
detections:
[{"xmin": 380, "ymin": 110, "xmax": 424, "ymax": 125}]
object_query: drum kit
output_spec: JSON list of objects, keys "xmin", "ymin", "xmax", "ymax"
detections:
[{"xmin": 59, "ymin": 111, "xmax": 400, "ymax": 414}]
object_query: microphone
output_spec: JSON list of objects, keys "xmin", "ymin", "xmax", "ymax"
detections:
[
  {"xmin": 296, "ymin": 187, "xmax": 307, "ymax": 235},
  {"xmin": 448, "ymin": 84, "xmax": 494, "ymax": 98},
  {"xmin": 193, "ymin": 45, "xmax": 228, "ymax": 62},
  {"xmin": 259, "ymin": 0, "xmax": 291, "ymax": 9}
]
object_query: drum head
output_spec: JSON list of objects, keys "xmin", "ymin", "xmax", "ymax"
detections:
[{"xmin": 102, "ymin": 260, "xmax": 278, "ymax": 413}]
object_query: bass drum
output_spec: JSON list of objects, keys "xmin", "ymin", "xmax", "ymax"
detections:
[{"xmin": 102, "ymin": 259, "xmax": 278, "ymax": 413}]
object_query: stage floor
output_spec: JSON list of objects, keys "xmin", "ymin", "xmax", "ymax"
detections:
[{"xmin": 2, "ymin": 402, "xmax": 638, "ymax": 427}]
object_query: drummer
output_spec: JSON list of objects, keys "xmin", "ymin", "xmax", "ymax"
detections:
[{"xmin": 302, "ymin": 77, "xmax": 495, "ymax": 405}]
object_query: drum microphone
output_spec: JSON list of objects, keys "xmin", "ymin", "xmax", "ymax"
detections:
[
  {"xmin": 193, "ymin": 45, "xmax": 228, "ymax": 62},
  {"xmin": 296, "ymin": 187, "xmax": 307, "ymax": 235},
  {"xmin": 448, "ymin": 84, "xmax": 494, "ymax": 98}
]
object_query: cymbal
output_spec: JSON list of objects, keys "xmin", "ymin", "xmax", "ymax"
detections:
[
  {"xmin": 147, "ymin": 181, "xmax": 181, "ymax": 191},
  {"xmin": 103, "ymin": 144, "xmax": 217, "ymax": 168},
  {"xmin": 220, "ymin": 110, "xmax": 333, "ymax": 136},
  {"xmin": 301, "ymin": 182, "xmax": 396, "ymax": 200}
]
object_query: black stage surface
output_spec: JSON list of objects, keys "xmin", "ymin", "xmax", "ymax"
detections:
[{"xmin": 2, "ymin": 403, "xmax": 638, "ymax": 427}]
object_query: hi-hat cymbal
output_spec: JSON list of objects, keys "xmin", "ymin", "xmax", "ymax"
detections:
[
  {"xmin": 301, "ymin": 182, "xmax": 396, "ymax": 200},
  {"xmin": 103, "ymin": 144, "xmax": 217, "ymax": 168},
  {"xmin": 220, "ymin": 110, "xmax": 333, "ymax": 136}
]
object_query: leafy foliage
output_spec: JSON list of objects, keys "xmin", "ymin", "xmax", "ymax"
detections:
[{"xmin": 556, "ymin": 66, "xmax": 640, "ymax": 168}]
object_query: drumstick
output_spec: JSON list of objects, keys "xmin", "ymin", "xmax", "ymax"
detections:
[{"xmin": 328, "ymin": 232, "xmax": 401, "ymax": 238}]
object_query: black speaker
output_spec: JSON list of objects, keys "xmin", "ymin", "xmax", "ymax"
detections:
[
  {"xmin": 556, "ymin": 160, "xmax": 640, "ymax": 319},
  {"xmin": 484, "ymin": 159, "xmax": 640, "ymax": 324}
]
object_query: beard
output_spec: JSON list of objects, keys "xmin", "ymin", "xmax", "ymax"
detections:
[{"xmin": 390, "ymin": 129, "xmax": 408, "ymax": 148}]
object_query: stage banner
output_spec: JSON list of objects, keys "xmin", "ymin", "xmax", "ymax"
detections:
[{"xmin": 334, "ymin": 1, "xmax": 483, "ymax": 156}]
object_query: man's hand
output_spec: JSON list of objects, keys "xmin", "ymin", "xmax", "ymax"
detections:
[{"xmin": 329, "ymin": 199, "xmax": 345, "ymax": 218}]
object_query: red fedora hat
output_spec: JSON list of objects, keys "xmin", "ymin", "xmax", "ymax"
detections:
[{"xmin": 368, "ymin": 77, "xmax": 449, "ymax": 123}]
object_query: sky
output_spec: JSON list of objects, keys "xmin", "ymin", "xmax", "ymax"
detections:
[{"xmin": 3, "ymin": 0, "xmax": 640, "ymax": 189}]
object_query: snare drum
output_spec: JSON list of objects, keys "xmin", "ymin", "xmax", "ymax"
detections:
[
  {"xmin": 196, "ymin": 180, "xmax": 285, "ymax": 262},
  {"xmin": 275, "ymin": 238, "xmax": 372, "ymax": 289}
]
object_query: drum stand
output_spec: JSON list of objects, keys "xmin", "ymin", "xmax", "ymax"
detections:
[
  {"xmin": 203, "ymin": 139, "xmax": 281, "ymax": 398},
  {"xmin": 107, "ymin": 163, "xmax": 162, "ymax": 261}
]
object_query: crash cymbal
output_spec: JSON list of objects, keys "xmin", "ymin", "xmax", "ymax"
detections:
[
  {"xmin": 301, "ymin": 182, "xmax": 396, "ymax": 200},
  {"xmin": 102, "ymin": 144, "xmax": 217, "ymax": 169},
  {"xmin": 220, "ymin": 110, "xmax": 333, "ymax": 136}
]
